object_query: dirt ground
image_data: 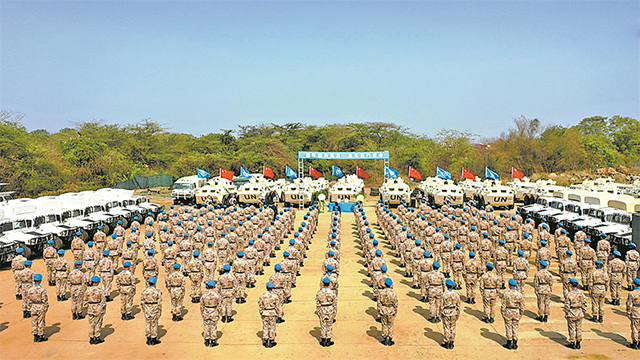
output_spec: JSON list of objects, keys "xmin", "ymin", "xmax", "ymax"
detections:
[{"xmin": 0, "ymin": 198, "xmax": 638, "ymax": 359}]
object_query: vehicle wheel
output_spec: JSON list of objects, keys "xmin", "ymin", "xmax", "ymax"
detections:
[
  {"xmin": 23, "ymin": 245, "xmax": 33, "ymax": 259},
  {"xmin": 120, "ymin": 218, "xmax": 129, "ymax": 229},
  {"xmin": 80, "ymin": 230, "xmax": 89, "ymax": 241},
  {"xmin": 53, "ymin": 236, "xmax": 64, "ymax": 249},
  {"xmin": 102, "ymin": 224, "xmax": 111, "ymax": 236}
]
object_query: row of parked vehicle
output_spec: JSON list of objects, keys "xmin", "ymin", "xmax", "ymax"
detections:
[
  {"xmin": 519, "ymin": 196, "xmax": 639, "ymax": 255},
  {"xmin": 0, "ymin": 188, "xmax": 162, "ymax": 262}
]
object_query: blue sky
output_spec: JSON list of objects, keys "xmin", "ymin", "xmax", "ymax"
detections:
[{"xmin": 1, "ymin": 1, "xmax": 638, "ymax": 138}]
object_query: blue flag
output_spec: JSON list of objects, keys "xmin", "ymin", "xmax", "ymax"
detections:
[
  {"xmin": 385, "ymin": 166, "xmax": 399, "ymax": 178},
  {"xmin": 197, "ymin": 168, "xmax": 211, "ymax": 179},
  {"xmin": 485, "ymin": 167, "xmax": 500, "ymax": 179},
  {"xmin": 436, "ymin": 166, "xmax": 452, "ymax": 180},
  {"xmin": 285, "ymin": 165, "xmax": 298, "ymax": 178},
  {"xmin": 240, "ymin": 166, "xmax": 252, "ymax": 178},
  {"xmin": 332, "ymin": 165, "xmax": 344, "ymax": 178}
]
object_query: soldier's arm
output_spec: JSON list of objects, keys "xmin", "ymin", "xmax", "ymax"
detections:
[{"xmin": 626, "ymin": 293, "xmax": 632, "ymax": 316}]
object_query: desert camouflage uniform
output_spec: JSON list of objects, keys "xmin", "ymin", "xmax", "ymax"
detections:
[
  {"xmin": 83, "ymin": 285, "xmax": 106, "ymax": 339},
  {"xmin": 258, "ymin": 290, "xmax": 279, "ymax": 341},
  {"xmin": 501, "ymin": 288, "xmax": 524, "ymax": 342},
  {"xmin": 377, "ymin": 287, "xmax": 398, "ymax": 340},
  {"xmin": 200, "ymin": 287, "xmax": 222, "ymax": 341},
  {"xmin": 27, "ymin": 283, "xmax": 48, "ymax": 336},
  {"xmin": 441, "ymin": 288, "xmax": 461, "ymax": 343},
  {"xmin": 565, "ymin": 288, "xmax": 587, "ymax": 343},
  {"xmin": 315, "ymin": 287, "xmax": 337, "ymax": 340},
  {"xmin": 141, "ymin": 285, "xmax": 163, "ymax": 338}
]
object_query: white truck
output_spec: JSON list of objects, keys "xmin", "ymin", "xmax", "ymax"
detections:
[
  {"xmin": 329, "ymin": 175, "xmax": 364, "ymax": 203},
  {"xmin": 197, "ymin": 177, "xmax": 238, "ymax": 205},
  {"xmin": 171, "ymin": 176, "xmax": 206, "ymax": 205}
]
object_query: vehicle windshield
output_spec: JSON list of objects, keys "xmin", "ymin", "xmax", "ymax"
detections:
[
  {"xmin": 12, "ymin": 220, "xmax": 27, "ymax": 230},
  {"xmin": 537, "ymin": 198, "xmax": 548, "ymax": 206},
  {"xmin": 72, "ymin": 209, "xmax": 82, "ymax": 217},
  {"xmin": 44, "ymin": 214, "xmax": 57, "ymax": 223},
  {"xmin": 613, "ymin": 214, "xmax": 631, "ymax": 225},
  {"xmin": 174, "ymin": 183, "xmax": 194, "ymax": 190},
  {"xmin": 550, "ymin": 202, "xmax": 564, "ymax": 210},
  {"xmin": 604, "ymin": 214, "xmax": 614, "ymax": 222}
]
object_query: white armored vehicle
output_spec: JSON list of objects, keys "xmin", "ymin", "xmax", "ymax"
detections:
[
  {"xmin": 197, "ymin": 176, "xmax": 238, "ymax": 205},
  {"xmin": 171, "ymin": 175, "xmax": 207, "ymax": 205},
  {"xmin": 329, "ymin": 175, "xmax": 365, "ymax": 203},
  {"xmin": 474, "ymin": 181, "xmax": 515, "ymax": 209},
  {"xmin": 380, "ymin": 178, "xmax": 411, "ymax": 206},
  {"xmin": 426, "ymin": 182, "xmax": 464, "ymax": 206}
]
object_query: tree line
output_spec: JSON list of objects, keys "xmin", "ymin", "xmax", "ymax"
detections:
[{"xmin": 1, "ymin": 111, "xmax": 638, "ymax": 197}]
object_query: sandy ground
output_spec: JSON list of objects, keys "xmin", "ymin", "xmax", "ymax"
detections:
[{"xmin": 0, "ymin": 198, "xmax": 638, "ymax": 359}]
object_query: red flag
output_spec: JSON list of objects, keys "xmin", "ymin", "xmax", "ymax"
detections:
[
  {"xmin": 263, "ymin": 166, "xmax": 275, "ymax": 179},
  {"xmin": 462, "ymin": 167, "xmax": 475, "ymax": 180},
  {"xmin": 409, "ymin": 166, "xmax": 423, "ymax": 180},
  {"xmin": 220, "ymin": 168, "xmax": 234, "ymax": 181},
  {"xmin": 512, "ymin": 166, "xmax": 525, "ymax": 180},
  {"xmin": 309, "ymin": 166, "xmax": 323, "ymax": 180},
  {"xmin": 356, "ymin": 166, "xmax": 370, "ymax": 179}
]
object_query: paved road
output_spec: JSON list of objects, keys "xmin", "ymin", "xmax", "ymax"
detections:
[{"xmin": 0, "ymin": 199, "xmax": 637, "ymax": 359}]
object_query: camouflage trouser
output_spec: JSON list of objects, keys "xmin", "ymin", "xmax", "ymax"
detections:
[
  {"xmin": 21, "ymin": 284, "xmax": 32, "ymax": 311},
  {"xmin": 452, "ymin": 265, "xmax": 464, "ymax": 288},
  {"xmin": 204, "ymin": 262, "xmax": 216, "ymax": 282},
  {"xmin": 202, "ymin": 308, "xmax": 220, "ymax": 340},
  {"xmin": 536, "ymin": 293, "xmax": 551, "ymax": 316},
  {"xmin": 631, "ymin": 318, "xmax": 639, "ymax": 342},
  {"xmin": 235, "ymin": 273, "xmax": 247, "ymax": 299},
  {"xmin": 419, "ymin": 274, "xmax": 429, "ymax": 298},
  {"xmin": 164, "ymin": 259, "xmax": 176, "ymax": 276},
  {"xmin": 70, "ymin": 285, "xmax": 85, "ymax": 313},
  {"xmin": 495, "ymin": 262, "xmax": 507, "ymax": 286},
  {"xmin": 561, "ymin": 276, "xmax": 572, "ymax": 300},
  {"xmin": 220, "ymin": 290, "xmax": 235, "ymax": 317},
  {"xmin": 429, "ymin": 290, "xmax": 443, "ymax": 319},
  {"xmin": 580, "ymin": 265, "xmax": 593, "ymax": 286},
  {"xmin": 246, "ymin": 260, "xmax": 256, "ymax": 284},
  {"xmin": 442, "ymin": 314, "xmax": 457, "ymax": 342},
  {"xmin": 256, "ymin": 252, "xmax": 265, "ymax": 272},
  {"xmin": 441, "ymin": 254, "xmax": 451, "ymax": 274},
  {"xmin": 515, "ymin": 278, "xmax": 526, "ymax": 295},
  {"xmin": 85, "ymin": 261, "xmax": 97, "ymax": 278},
  {"xmin": 55, "ymin": 274, "xmax": 69, "ymax": 298},
  {"xmin": 380, "ymin": 314, "xmax": 395, "ymax": 339},
  {"xmin": 567, "ymin": 317, "xmax": 583, "ymax": 342},
  {"xmin": 145, "ymin": 315, "xmax": 160, "ymax": 337},
  {"xmin": 412, "ymin": 261, "xmax": 421, "ymax": 286},
  {"xmin": 190, "ymin": 274, "xmax": 203, "ymax": 299},
  {"xmin": 45, "ymin": 261, "xmax": 55, "ymax": 283},
  {"xmin": 628, "ymin": 265, "xmax": 639, "ymax": 288},
  {"xmin": 261, "ymin": 315, "xmax": 277, "ymax": 340},
  {"xmin": 609, "ymin": 280, "xmax": 622, "ymax": 301},
  {"xmin": 170, "ymin": 288, "xmax": 185, "ymax": 316},
  {"xmin": 502, "ymin": 311, "xmax": 521, "ymax": 340},
  {"xmin": 317, "ymin": 306, "xmax": 335, "ymax": 339},
  {"xmin": 274, "ymin": 289, "xmax": 285, "ymax": 318},
  {"xmin": 88, "ymin": 313, "xmax": 104, "ymax": 338},
  {"xmin": 120, "ymin": 288, "xmax": 135, "ymax": 314},
  {"xmin": 464, "ymin": 277, "xmax": 477, "ymax": 300},
  {"xmin": 73, "ymin": 250, "xmax": 83, "ymax": 262},
  {"xmin": 591, "ymin": 293, "xmax": 605, "ymax": 317},
  {"xmin": 100, "ymin": 272, "xmax": 113, "ymax": 298},
  {"xmin": 482, "ymin": 293, "xmax": 497, "ymax": 319},
  {"xmin": 31, "ymin": 309, "xmax": 46, "ymax": 335}
]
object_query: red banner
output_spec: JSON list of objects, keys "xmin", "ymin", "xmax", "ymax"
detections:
[
  {"xmin": 512, "ymin": 166, "xmax": 525, "ymax": 179},
  {"xmin": 409, "ymin": 166, "xmax": 423, "ymax": 180},
  {"xmin": 220, "ymin": 168, "xmax": 234, "ymax": 181},
  {"xmin": 462, "ymin": 167, "xmax": 475, "ymax": 180},
  {"xmin": 309, "ymin": 166, "xmax": 323, "ymax": 180},
  {"xmin": 356, "ymin": 166, "xmax": 370, "ymax": 179},
  {"xmin": 263, "ymin": 166, "xmax": 275, "ymax": 179}
]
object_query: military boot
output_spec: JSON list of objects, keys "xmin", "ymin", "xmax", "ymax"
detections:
[
  {"xmin": 320, "ymin": 338, "xmax": 327, "ymax": 346},
  {"xmin": 151, "ymin": 337, "xmax": 161, "ymax": 345},
  {"xmin": 575, "ymin": 340, "xmax": 581, "ymax": 349},
  {"xmin": 449, "ymin": 341, "xmax": 455, "ymax": 349},
  {"xmin": 94, "ymin": 337, "xmax": 104, "ymax": 344},
  {"xmin": 504, "ymin": 340, "xmax": 512, "ymax": 349},
  {"xmin": 210, "ymin": 339, "xmax": 218, "ymax": 347},
  {"xmin": 34, "ymin": 334, "xmax": 39, "ymax": 343},
  {"xmin": 325, "ymin": 338, "xmax": 334, "ymax": 347},
  {"xmin": 39, "ymin": 335, "xmax": 48, "ymax": 342},
  {"xmin": 513, "ymin": 340, "xmax": 518, "ymax": 349},
  {"xmin": 204, "ymin": 339, "xmax": 210, "ymax": 347},
  {"xmin": 146, "ymin": 337, "xmax": 151, "ymax": 345}
]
